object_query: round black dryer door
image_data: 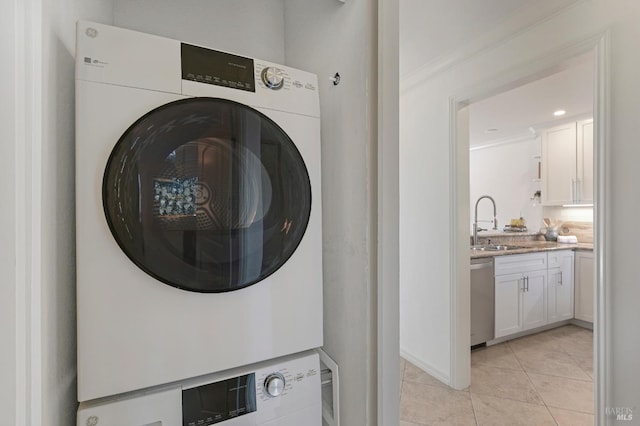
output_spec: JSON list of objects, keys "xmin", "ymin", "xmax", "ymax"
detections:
[{"xmin": 103, "ymin": 97, "xmax": 312, "ymax": 292}]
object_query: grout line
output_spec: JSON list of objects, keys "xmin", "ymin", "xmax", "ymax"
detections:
[
  {"xmin": 546, "ymin": 405, "xmax": 596, "ymax": 416},
  {"xmin": 564, "ymin": 351, "xmax": 594, "ymax": 382},
  {"xmin": 524, "ymin": 370, "xmax": 593, "ymax": 383},
  {"xmin": 546, "ymin": 404, "xmax": 561, "ymax": 426},
  {"xmin": 468, "ymin": 392, "xmax": 480, "ymax": 426},
  {"xmin": 508, "ymin": 338, "xmax": 548, "ymax": 407}
]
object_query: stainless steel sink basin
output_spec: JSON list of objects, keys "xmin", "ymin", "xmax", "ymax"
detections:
[{"xmin": 470, "ymin": 244, "xmax": 524, "ymax": 251}]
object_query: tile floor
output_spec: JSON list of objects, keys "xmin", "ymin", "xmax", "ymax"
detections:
[{"xmin": 400, "ymin": 325, "xmax": 594, "ymax": 425}]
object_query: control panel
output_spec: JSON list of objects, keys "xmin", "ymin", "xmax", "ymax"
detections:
[
  {"xmin": 77, "ymin": 351, "xmax": 321, "ymax": 426},
  {"xmin": 182, "ymin": 374, "xmax": 256, "ymax": 425},
  {"xmin": 260, "ymin": 67, "xmax": 285, "ymax": 90},
  {"xmin": 181, "ymin": 43, "xmax": 255, "ymax": 92},
  {"xmin": 263, "ymin": 372, "xmax": 286, "ymax": 397}
]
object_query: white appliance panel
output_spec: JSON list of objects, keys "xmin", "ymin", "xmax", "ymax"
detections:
[
  {"xmin": 76, "ymin": 22, "xmax": 323, "ymax": 402},
  {"xmin": 76, "ymin": 21, "xmax": 181, "ymax": 94},
  {"xmin": 77, "ymin": 352, "xmax": 321, "ymax": 426}
]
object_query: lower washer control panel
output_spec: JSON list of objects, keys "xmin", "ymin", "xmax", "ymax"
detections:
[{"xmin": 77, "ymin": 351, "xmax": 321, "ymax": 426}]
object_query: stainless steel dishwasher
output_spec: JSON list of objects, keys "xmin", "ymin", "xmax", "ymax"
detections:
[{"xmin": 471, "ymin": 257, "xmax": 495, "ymax": 346}]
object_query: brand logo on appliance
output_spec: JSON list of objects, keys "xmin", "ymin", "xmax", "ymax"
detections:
[
  {"xmin": 83, "ymin": 57, "xmax": 109, "ymax": 67},
  {"xmin": 85, "ymin": 27, "xmax": 98, "ymax": 38},
  {"xmin": 86, "ymin": 415, "xmax": 99, "ymax": 426}
]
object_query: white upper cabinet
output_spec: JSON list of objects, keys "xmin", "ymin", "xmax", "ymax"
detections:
[{"xmin": 541, "ymin": 119, "xmax": 593, "ymax": 205}]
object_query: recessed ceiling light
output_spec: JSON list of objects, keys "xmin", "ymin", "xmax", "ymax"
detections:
[{"xmin": 553, "ymin": 110, "xmax": 566, "ymax": 116}]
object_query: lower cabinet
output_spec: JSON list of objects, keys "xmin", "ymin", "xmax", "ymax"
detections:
[
  {"xmin": 494, "ymin": 253, "xmax": 547, "ymax": 339},
  {"xmin": 494, "ymin": 250, "xmax": 578, "ymax": 340},
  {"xmin": 547, "ymin": 250, "xmax": 575, "ymax": 323},
  {"xmin": 495, "ymin": 270, "xmax": 547, "ymax": 338},
  {"xmin": 574, "ymin": 251, "xmax": 594, "ymax": 322}
]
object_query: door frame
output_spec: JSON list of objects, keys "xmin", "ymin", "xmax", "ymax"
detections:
[{"xmin": 449, "ymin": 32, "xmax": 609, "ymax": 423}]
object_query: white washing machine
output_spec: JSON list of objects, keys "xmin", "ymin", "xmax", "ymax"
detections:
[
  {"xmin": 75, "ymin": 21, "xmax": 323, "ymax": 402},
  {"xmin": 77, "ymin": 350, "xmax": 321, "ymax": 426}
]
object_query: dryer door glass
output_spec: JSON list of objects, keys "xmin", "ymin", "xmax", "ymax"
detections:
[{"xmin": 103, "ymin": 98, "xmax": 312, "ymax": 292}]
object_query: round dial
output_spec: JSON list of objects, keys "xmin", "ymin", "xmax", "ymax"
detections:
[
  {"xmin": 261, "ymin": 67, "xmax": 285, "ymax": 90},
  {"xmin": 264, "ymin": 373, "xmax": 286, "ymax": 397}
]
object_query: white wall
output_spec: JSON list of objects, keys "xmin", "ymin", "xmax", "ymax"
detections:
[
  {"xmin": 3, "ymin": 0, "xmax": 113, "ymax": 424},
  {"xmin": 114, "ymin": 0, "xmax": 285, "ymax": 64},
  {"xmin": 400, "ymin": 0, "xmax": 640, "ymax": 417},
  {"xmin": 40, "ymin": 1, "xmax": 114, "ymax": 424},
  {"xmin": 284, "ymin": 1, "xmax": 378, "ymax": 424},
  {"xmin": 399, "ymin": 77, "xmax": 452, "ymax": 380},
  {"xmin": 470, "ymin": 138, "xmax": 543, "ymax": 234},
  {"xmin": 1, "ymin": 2, "xmax": 19, "ymax": 424}
]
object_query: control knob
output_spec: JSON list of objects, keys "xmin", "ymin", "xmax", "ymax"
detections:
[
  {"xmin": 264, "ymin": 373, "xmax": 286, "ymax": 397},
  {"xmin": 261, "ymin": 67, "xmax": 285, "ymax": 90}
]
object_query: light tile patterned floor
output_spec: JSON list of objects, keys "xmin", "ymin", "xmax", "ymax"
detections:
[{"xmin": 400, "ymin": 325, "xmax": 594, "ymax": 425}]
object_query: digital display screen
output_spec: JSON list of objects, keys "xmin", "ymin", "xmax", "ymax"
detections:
[
  {"xmin": 182, "ymin": 373, "xmax": 256, "ymax": 426},
  {"xmin": 181, "ymin": 43, "xmax": 255, "ymax": 92}
]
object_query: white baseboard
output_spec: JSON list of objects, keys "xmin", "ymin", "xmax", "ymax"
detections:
[
  {"xmin": 570, "ymin": 318, "xmax": 593, "ymax": 330},
  {"xmin": 487, "ymin": 320, "xmax": 573, "ymax": 346},
  {"xmin": 399, "ymin": 348, "xmax": 450, "ymax": 386}
]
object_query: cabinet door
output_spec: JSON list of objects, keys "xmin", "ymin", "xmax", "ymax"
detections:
[
  {"xmin": 548, "ymin": 251, "xmax": 575, "ymax": 323},
  {"xmin": 577, "ymin": 119, "xmax": 594, "ymax": 203},
  {"xmin": 542, "ymin": 122, "xmax": 577, "ymax": 205},
  {"xmin": 575, "ymin": 251, "xmax": 594, "ymax": 322},
  {"xmin": 495, "ymin": 273, "xmax": 523, "ymax": 338},
  {"xmin": 522, "ymin": 270, "xmax": 547, "ymax": 331}
]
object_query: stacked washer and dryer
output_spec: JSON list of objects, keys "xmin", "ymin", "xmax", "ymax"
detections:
[{"xmin": 75, "ymin": 21, "xmax": 323, "ymax": 425}]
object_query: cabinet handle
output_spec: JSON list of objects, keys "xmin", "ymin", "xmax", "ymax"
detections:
[
  {"xmin": 571, "ymin": 179, "xmax": 576, "ymax": 203},
  {"xmin": 525, "ymin": 276, "xmax": 529, "ymax": 292},
  {"xmin": 559, "ymin": 271, "xmax": 563, "ymax": 286},
  {"xmin": 576, "ymin": 179, "xmax": 581, "ymax": 202}
]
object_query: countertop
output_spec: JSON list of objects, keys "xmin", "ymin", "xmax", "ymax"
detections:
[{"xmin": 470, "ymin": 240, "xmax": 594, "ymax": 259}]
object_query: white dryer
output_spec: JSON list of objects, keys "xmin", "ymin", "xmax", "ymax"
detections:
[{"xmin": 75, "ymin": 21, "xmax": 323, "ymax": 402}]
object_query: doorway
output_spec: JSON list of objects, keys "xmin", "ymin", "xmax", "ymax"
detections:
[
  {"xmin": 450, "ymin": 38, "xmax": 608, "ymax": 422},
  {"xmin": 467, "ymin": 52, "xmax": 595, "ymax": 422}
]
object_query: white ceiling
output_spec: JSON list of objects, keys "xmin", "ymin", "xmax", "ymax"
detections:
[{"xmin": 469, "ymin": 53, "xmax": 594, "ymax": 147}]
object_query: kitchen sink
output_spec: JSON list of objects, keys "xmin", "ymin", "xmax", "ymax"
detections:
[{"xmin": 470, "ymin": 244, "xmax": 524, "ymax": 251}]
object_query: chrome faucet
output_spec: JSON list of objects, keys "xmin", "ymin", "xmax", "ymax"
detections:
[{"xmin": 473, "ymin": 195, "xmax": 498, "ymax": 246}]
